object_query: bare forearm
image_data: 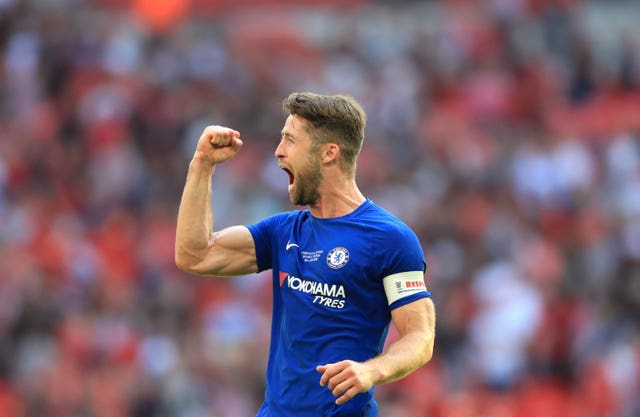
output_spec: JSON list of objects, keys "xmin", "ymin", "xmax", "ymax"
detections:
[
  {"xmin": 175, "ymin": 157, "xmax": 216, "ymax": 269},
  {"xmin": 175, "ymin": 126, "xmax": 250, "ymax": 276},
  {"xmin": 367, "ymin": 298, "xmax": 436, "ymax": 385},
  {"xmin": 317, "ymin": 298, "xmax": 435, "ymax": 405},
  {"xmin": 366, "ymin": 327, "xmax": 434, "ymax": 385},
  {"xmin": 317, "ymin": 348, "xmax": 429, "ymax": 406}
]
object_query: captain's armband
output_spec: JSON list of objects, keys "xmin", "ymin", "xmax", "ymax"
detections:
[{"xmin": 383, "ymin": 271, "xmax": 429, "ymax": 306}]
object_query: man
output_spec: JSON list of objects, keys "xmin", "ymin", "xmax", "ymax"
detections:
[{"xmin": 175, "ymin": 92, "xmax": 435, "ymax": 417}]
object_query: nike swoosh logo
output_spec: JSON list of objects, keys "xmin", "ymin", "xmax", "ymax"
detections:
[{"xmin": 286, "ymin": 241, "xmax": 299, "ymax": 251}]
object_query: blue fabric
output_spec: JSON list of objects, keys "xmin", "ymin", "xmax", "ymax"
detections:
[{"xmin": 248, "ymin": 199, "xmax": 429, "ymax": 417}]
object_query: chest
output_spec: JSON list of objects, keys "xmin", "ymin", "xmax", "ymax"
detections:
[
  {"xmin": 281, "ymin": 218, "xmax": 369, "ymax": 277},
  {"xmin": 275, "ymin": 219, "xmax": 386, "ymax": 313}
]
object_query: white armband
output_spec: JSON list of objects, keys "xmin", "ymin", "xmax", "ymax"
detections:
[{"xmin": 383, "ymin": 271, "xmax": 428, "ymax": 306}]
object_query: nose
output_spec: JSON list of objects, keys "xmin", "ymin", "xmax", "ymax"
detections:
[{"xmin": 274, "ymin": 138, "xmax": 285, "ymax": 158}]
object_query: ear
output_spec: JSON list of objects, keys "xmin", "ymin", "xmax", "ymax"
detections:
[{"xmin": 321, "ymin": 143, "xmax": 340, "ymax": 164}]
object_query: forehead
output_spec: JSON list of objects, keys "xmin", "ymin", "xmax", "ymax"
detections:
[{"xmin": 282, "ymin": 115, "xmax": 310, "ymax": 138}]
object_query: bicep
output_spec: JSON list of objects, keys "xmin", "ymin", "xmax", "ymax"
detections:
[
  {"xmin": 385, "ymin": 297, "xmax": 436, "ymax": 368},
  {"xmin": 391, "ymin": 297, "xmax": 435, "ymax": 338},
  {"xmin": 194, "ymin": 225, "xmax": 258, "ymax": 276}
]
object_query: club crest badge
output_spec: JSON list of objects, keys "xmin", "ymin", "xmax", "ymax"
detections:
[{"xmin": 326, "ymin": 246, "xmax": 350, "ymax": 269}]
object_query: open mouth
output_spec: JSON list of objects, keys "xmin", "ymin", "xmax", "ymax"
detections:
[{"xmin": 282, "ymin": 168, "xmax": 294, "ymax": 185}]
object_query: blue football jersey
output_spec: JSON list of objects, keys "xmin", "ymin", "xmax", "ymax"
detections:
[{"xmin": 247, "ymin": 199, "xmax": 430, "ymax": 417}]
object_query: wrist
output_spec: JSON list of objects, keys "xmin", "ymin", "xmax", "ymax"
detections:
[
  {"xmin": 363, "ymin": 358, "xmax": 387, "ymax": 386},
  {"xmin": 190, "ymin": 152, "xmax": 216, "ymax": 171}
]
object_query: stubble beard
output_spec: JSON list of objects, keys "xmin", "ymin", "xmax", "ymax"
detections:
[{"xmin": 291, "ymin": 156, "xmax": 322, "ymax": 207}]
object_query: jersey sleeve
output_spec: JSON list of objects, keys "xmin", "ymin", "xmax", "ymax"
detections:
[
  {"xmin": 379, "ymin": 225, "xmax": 430, "ymax": 310},
  {"xmin": 246, "ymin": 214, "xmax": 281, "ymax": 273}
]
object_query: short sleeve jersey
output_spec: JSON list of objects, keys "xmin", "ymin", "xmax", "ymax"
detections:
[{"xmin": 247, "ymin": 199, "xmax": 430, "ymax": 417}]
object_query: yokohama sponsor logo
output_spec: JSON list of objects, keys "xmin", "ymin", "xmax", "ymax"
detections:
[
  {"xmin": 280, "ymin": 272, "xmax": 346, "ymax": 309},
  {"xmin": 287, "ymin": 275, "xmax": 346, "ymax": 298}
]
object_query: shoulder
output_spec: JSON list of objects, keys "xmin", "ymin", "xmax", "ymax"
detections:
[
  {"xmin": 256, "ymin": 209, "xmax": 307, "ymax": 226},
  {"xmin": 359, "ymin": 201, "xmax": 426, "ymax": 275},
  {"xmin": 247, "ymin": 210, "xmax": 308, "ymax": 240},
  {"xmin": 361, "ymin": 200, "xmax": 418, "ymax": 239}
]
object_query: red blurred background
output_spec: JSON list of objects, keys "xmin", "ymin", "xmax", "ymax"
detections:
[{"xmin": 0, "ymin": 0, "xmax": 638, "ymax": 416}]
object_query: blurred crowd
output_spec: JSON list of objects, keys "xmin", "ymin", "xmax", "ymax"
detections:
[{"xmin": 1, "ymin": 0, "xmax": 639, "ymax": 416}]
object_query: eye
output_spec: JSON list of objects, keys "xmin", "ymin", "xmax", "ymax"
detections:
[{"xmin": 280, "ymin": 135, "xmax": 294, "ymax": 145}]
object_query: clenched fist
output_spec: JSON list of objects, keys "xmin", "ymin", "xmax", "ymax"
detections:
[{"xmin": 194, "ymin": 125, "xmax": 243, "ymax": 166}]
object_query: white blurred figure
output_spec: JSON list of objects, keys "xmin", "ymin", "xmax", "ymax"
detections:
[
  {"xmin": 467, "ymin": 261, "xmax": 543, "ymax": 389},
  {"xmin": 511, "ymin": 135, "xmax": 596, "ymax": 213},
  {"xmin": 4, "ymin": 30, "xmax": 41, "ymax": 124},
  {"xmin": 549, "ymin": 137, "xmax": 596, "ymax": 201},
  {"xmin": 603, "ymin": 338, "xmax": 640, "ymax": 417},
  {"xmin": 138, "ymin": 334, "xmax": 179, "ymax": 378}
]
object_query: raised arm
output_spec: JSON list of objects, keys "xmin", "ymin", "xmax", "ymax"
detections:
[
  {"xmin": 317, "ymin": 297, "xmax": 435, "ymax": 405},
  {"xmin": 175, "ymin": 126, "xmax": 258, "ymax": 277}
]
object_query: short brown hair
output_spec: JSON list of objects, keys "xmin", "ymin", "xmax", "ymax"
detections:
[{"xmin": 283, "ymin": 92, "xmax": 366, "ymax": 176}]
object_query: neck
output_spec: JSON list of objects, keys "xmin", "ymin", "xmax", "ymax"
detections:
[{"xmin": 308, "ymin": 177, "xmax": 366, "ymax": 218}]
